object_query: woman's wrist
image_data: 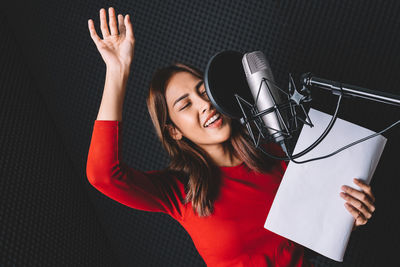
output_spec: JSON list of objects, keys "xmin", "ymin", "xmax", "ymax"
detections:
[
  {"xmin": 97, "ymin": 67, "xmax": 128, "ymax": 121},
  {"xmin": 105, "ymin": 66, "xmax": 130, "ymax": 91},
  {"xmin": 106, "ymin": 64, "xmax": 131, "ymax": 80}
]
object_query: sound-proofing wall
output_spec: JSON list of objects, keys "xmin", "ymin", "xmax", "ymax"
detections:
[{"xmin": 0, "ymin": 10, "xmax": 118, "ymax": 267}]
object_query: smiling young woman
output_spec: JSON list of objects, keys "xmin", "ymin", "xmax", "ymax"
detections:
[
  {"xmin": 146, "ymin": 62, "xmax": 279, "ymax": 217},
  {"xmin": 86, "ymin": 6, "xmax": 316, "ymax": 267},
  {"xmin": 86, "ymin": 5, "xmax": 379, "ymax": 266}
]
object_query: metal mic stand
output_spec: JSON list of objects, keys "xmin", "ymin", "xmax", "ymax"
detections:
[
  {"xmin": 301, "ymin": 73, "xmax": 400, "ymax": 107},
  {"xmin": 233, "ymin": 73, "xmax": 399, "ymax": 163}
]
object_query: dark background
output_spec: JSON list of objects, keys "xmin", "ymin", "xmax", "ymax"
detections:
[{"xmin": 1, "ymin": 0, "xmax": 399, "ymax": 266}]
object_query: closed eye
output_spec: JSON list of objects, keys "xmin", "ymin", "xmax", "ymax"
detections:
[
  {"xmin": 201, "ymin": 91, "xmax": 209, "ymax": 100},
  {"xmin": 179, "ymin": 91, "xmax": 207, "ymax": 111},
  {"xmin": 179, "ymin": 102, "xmax": 191, "ymax": 111}
]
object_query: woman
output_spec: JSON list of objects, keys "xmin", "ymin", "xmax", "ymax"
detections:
[{"xmin": 86, "ymin": 7, "xmax": 376, "ymax": 266}]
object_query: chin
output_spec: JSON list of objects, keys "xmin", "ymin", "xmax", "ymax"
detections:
[{"xmin": 218, "ymin": 125, "xmax": 232, "ymax": 142}]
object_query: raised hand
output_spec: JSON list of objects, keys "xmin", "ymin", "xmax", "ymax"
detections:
[
  {"xmin": 340, "ymin": 178, "xmax": 376, "ymax": 231},
  {"xmin": 88, "ymin": 7, "xmax": 135, "ymax": 71}
]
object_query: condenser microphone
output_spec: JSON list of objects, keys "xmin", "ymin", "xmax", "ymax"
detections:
[
  {"xmin": 204, "ymin": 50, "xmax": 301, "ymax": 151},
  {"xmin": 204, "ymin": 50, "xmax": 399, "ymax": 163},
  {"xmin": 242, "ymin": 51, "xmax": 285, "ymax": 143}
]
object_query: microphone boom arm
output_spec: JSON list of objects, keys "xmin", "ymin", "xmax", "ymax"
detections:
[{"xmin": 301, "ymin": 72, "xmax": 400, "ymax": 106}]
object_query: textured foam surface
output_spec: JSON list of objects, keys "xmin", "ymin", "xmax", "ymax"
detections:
[{"xmin": 0, "ymin": 10, "xmax": 118, "ymax": 267}]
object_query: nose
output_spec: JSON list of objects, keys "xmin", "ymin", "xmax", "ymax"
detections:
[{"xmin": 198, "ymin": 93, "xmax": 212, "ymax": 114}]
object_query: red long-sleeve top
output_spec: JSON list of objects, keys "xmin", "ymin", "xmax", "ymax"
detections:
[{"xmin": 86, "ymin": 120, "xmax": 314, "ymax": 267}]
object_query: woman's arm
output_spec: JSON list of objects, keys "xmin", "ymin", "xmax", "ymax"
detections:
[
  {"xmin": 86, "ymin": 120, "xmax": 185, "ymax": 220},
  {"xmin": 86, "ymin": 7, "xmax": 186, "ymax": 220},
  {"xmin": 88, "ymin": 7, "xmax": 135, "ymax": 121},
  {"xmin": 96, "ymin": 68, "xmax": 128, "ymax": 122}
]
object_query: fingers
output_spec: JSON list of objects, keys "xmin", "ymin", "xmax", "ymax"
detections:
[
  {"xmin": 340, "ymin": 185, "xmax": 375, "ymax": 215},
  {"xmin": 88, "ymin": 19, "xmax": 102, "ymax": 45},
  {"xmin": 100, "ymin": 8, "xmax": 110, "ymax": 38},
  {"xmin": 344, "ymin": 202, "xmax": 368, "ymax": 226},
  {"xmin": 108, "ymin": 7, "xmax": 119, "ymax": 36},
  {"xmin": 90, "ymin": 7, "xmax": 134, "ymax": 43},
  {"xmin": 125, "ymin": 14, "xmax": 135, "ymax": 42},
  {"xmin": 354, "ymin": 178, "xmax": 375, "ymax": 203},
  {"xmin": 340, "ymin": 191, "xmax": 373, "ymax": 219},
  {"xmin": 340, "ymin": 178, "xmax": 376, "ymax": 223},
  {"xmin": 118, "ymin": 14, "xmax": 126, "ymax": 37}
]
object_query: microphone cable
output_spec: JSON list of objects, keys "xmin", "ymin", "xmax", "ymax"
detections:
[
  {"xmin": 255, "ymin": 93, "xmax": 399, "ymax": 163},
  {"xmin": 283, "ymin": 118, "xmax": 399, "ymax": 164}
]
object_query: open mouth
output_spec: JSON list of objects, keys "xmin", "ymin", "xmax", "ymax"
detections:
[{"xmin": 204, "ymin": 114, "xmax": 223, "ymax": 128}]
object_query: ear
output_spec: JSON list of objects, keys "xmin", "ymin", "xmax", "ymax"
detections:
[{"xmin": 166, "ymin": 124, "xmax": 183, "ymax": 140}]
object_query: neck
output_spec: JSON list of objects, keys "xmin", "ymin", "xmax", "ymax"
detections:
[{"xmin": 199, "ymin": 141, "xmax": 243, "ymax": 167}]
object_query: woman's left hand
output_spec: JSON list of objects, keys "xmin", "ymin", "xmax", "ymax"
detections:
[{"xmin": 340, "ymin": 178, "xmax": 376, "ymax": 231}]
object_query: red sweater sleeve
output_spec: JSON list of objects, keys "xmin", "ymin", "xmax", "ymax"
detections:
[{"xmin": 86, "ymin": 120, "xmax": 185, "ymax": 220}]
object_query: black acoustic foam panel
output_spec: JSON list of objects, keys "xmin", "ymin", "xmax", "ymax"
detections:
[
  {"xmin": 0, "ymin": 9, "xmax": 118, "ymax": 267},
  {"xmin": 3, "ymin": 0, "xmax": 399, "ymax": 266}
]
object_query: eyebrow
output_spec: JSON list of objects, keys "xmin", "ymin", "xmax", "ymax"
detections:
[{"xmin": 173, "ymin": 80, "xmax": 204, "ymax": 107}]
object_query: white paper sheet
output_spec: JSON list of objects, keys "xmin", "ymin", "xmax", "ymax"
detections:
[{"xmin": 264, "ymin": 108, "xmax": 387, "ymax": 261}]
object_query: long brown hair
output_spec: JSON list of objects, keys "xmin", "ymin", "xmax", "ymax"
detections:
[{"xmin": 146, "ymin": 62, "xmax": 277, "ymax": 217}]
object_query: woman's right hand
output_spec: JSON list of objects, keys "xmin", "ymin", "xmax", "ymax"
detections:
[{"xmin": 88, "ymin": 7, "xmax": 135, "ymax": 71}]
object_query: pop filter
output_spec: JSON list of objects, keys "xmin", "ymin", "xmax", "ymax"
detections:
[{"xmin": 204, "ymin": 50, "xmax": 254, "ymax": 120}]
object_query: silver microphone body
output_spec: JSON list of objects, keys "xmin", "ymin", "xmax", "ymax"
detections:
[{"xmin": 242, "ymin": 51, "xmax": 285, "ymax": 143}]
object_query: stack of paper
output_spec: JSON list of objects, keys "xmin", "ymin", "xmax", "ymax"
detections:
[{"xmin": 264, "ymin": 108, "xmax": 387, "ymax": 261}]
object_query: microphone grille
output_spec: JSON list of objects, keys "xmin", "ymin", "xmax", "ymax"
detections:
[{"xmin": 245, "ymin": 51, "xmax": 268, "ymax": 74}]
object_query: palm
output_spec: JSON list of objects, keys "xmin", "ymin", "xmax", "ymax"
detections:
[
  {"xmin": 88, "ymin": 7, "xmax": 135, "ymax": 69},
  {"xmin": 98, "ymin": 35, "xmax": 134, "ymax": 68}
]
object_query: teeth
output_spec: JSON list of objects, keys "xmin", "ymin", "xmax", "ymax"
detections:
[{"xmin": 204, "ymin": 114, "xmax": 220, "ymax": 127}]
